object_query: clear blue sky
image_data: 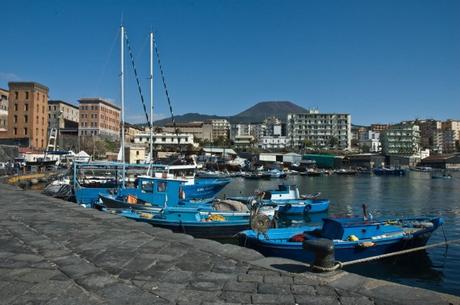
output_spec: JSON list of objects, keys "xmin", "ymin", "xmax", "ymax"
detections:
[{"xmin": 2, "ymin": 0, "xmax": 459, "ymax": 125}]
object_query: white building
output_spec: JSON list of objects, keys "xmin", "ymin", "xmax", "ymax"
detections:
[
  {"xmin": 134, "ymin": 132, "xmax": 198, "ymax": 147},
  {"xmin": 287, "ymin": 110, "xmax": 351, "ymax": 150},
  {"xmin": 359, "ymin": 130, "xmax": 381, "ymax": 152},
  {"xmin": 258, "ymin": 136, "xmax": 289, "ymax": 150}
]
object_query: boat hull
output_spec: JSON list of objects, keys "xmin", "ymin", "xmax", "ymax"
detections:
[
  {"xmin": 241, "ymin": 231, "xmax": 434, "ymax": 263},
  {"xmin": 239, "ymin": 218, "xmax": 441, "ymax": 264},
  {"xmin": 183, "ymin": 178, "xmax": 231, "ymax": 200}
]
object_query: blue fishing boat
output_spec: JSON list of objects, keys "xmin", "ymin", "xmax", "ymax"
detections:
[
  {"xmin": 239, "ymin": 216, "xmax": 443, "ymax": 263},
  {"xmin": 118, "ymin": 208, "xmax": 250, "ymax": 239},
  {"xmin": 373, "ymin": 167, "xmax": 406, "ymax": 176},
  {"xmin": 73, "ymin": 162, "xmax": 230, "ymax": 206},
  {"xmin": 96, "ymin": 175, "xmax": 251, "ymax": 238},
  {"xmin": 229, "ymin": 185, "xmax": 329, "ymax": 215}
]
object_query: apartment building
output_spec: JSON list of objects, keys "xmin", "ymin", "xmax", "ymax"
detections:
[
  {"xmin": 162, "ymin": 121, "xmax": 213, "ymax": 142},
  {"xmin": 78, "ymin": 98, "xmax": 120, "ymax": 139},
  {"xmin": 370, "ymin": 124, "xmax": 390, "ymax": 133},
  {"xmin": 48, "ymin": 100, "xmax": 79, "ymax": 129},
  {"xmin": 442, "ymin": 120, "xmax": 460, "ymax": 153},
  {"xmin": 417, "ymin": 119, "xmax": 443, "ymax": 154},
  {"xmin": 381, "ymin": 123, "xmax": 421, "ymax": 156},
  {"xmin": 210, "ymin": 119, "xmax": 230, "ymax": 141},
  {"xmin": 0, "ymin": 88, "xmax": 8, "ymax": 132},
  {"xmin": 0, "ymin": 82, "xmax": 49, "ymax": 149},
  {"xmin": 133, "ymin": 132, "xmax": 197, "ymax": 148},
  {"xmin": 287, "ymin": 110, "xmax": 352, "ymax": 150}
]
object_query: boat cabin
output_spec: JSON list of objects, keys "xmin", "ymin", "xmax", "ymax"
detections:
[
  {"xmin": 319, "ymin": 218, "xmax": 403, "ymax": 241},
  {"xmin": 118, "ymin": 176, "xmax": 186, "ymax": 207},
  {"xmin": 262, "ymin": 185, "xmax": 300, "ymax": 200}
]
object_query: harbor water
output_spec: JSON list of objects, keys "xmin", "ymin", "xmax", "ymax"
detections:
[{"xmin": 219, "ymin": 171, "xmax": 460, "ymax": 296}]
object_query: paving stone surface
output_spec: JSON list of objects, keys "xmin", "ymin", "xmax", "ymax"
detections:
[{"xmin": 0, "ymin": 183, "xmax": 459, "ymax": 305}]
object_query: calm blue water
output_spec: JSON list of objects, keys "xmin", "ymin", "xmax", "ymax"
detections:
[{"xmin": 219, "ymin": 172, "xmax": 460, "ymax": 296}]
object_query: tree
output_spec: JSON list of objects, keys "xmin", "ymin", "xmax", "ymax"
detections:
[
  {"xmin": 328, "ymin": 136, "xmax": 339, "ymax": 148},
  {"xmin": 361, "ymin": 144, "xmax": 371, "ymax": 153}
]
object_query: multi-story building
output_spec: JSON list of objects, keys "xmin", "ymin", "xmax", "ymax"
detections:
[
  {"xmin": 0, "ymin": 82, "xmax": 49, "ymax": 149},
  {"xmin": 0, "ymin": 88, "xmax": 8, "ymax": 132},
  {"xmin": 287, "ymin": 110, "xmax": 352, "ymax": 150},
  {"xmin": 370, "ymin": 124, "xmax": 390, "ymax": 133},
  {"xmin": 47, "ymin": 100, "xmax": 79, "ymax": 150},
  {"xmin": 381, "ymin": 123, "xmax": 421, "ymax": 156},
  {"xmin": 441, "ymin": 120, "xmax": 460, "ymax": 153},
  {"xmin": 359, "ymin": 130, "xmax": 381, "ymax": 153},
  {"xmin": 258, "ymin": 136, "xmax": 289, "ymax": 150},
  {"xmin": 78, "ymin": 98, "xmax": 120, "ymax": 139},
  {"xmin": 263, "ymin": 116, "xmax": 284, "ymax": 137},
  {"xmin": 230, "ymin": 123, "xmax": 254, "ymax": 141},
  {"xmin": 210, "ymin": 119, "xmax": 230, "ymax": 141},
  {"xmin": 133, "ymin": 132, "xmax": 197, "ymax": 149},
  {"xmin": 124, "ymin": 122, "xmax": 144, "ymax": 143},
  {"xmin": 48, "ymin": 100, "xmax": 79, "ymax": 129},
  {"xmin": 162, "ymin": 121, "xmax": 213, "ymax": 142},
  {"xmin": 417, "ymin": 119, "xmax": 443, "ymax": 154}
]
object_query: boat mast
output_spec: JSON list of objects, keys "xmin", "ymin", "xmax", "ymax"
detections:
[
  {"xmin": 149, "ymin": 31, "xmax": 154, "ymax": 164},
  {"xmin": 121, "ymin": 25, "xmax": 126, "ymax": 188}
]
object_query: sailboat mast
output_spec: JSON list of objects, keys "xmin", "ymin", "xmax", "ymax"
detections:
[
  {"xmin": 149, "ymin": 31, "xmax": 154, "ymax": 163},
  {"xmin": 120, "ymin": 25, "xmax": 126, "ymax": 188}
]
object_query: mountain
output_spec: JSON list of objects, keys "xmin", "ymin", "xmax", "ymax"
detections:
[
  {"xmin": 154, "ymin": 113, "xmax": 227, "ymax": 126},
  {"xmin": 230, "ymin": 101, "xmax": 307, "ymax": 123},
  {"xmin": 153, "ymin": 101, "xmax": 307, "ymax": 125}
]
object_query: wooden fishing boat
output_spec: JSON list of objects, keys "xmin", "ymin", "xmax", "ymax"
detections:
[{"xmin": 239, "ymin": 216, "xmax": 443, "ymax": 263}]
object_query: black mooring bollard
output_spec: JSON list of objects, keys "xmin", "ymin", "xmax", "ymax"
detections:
[{"xmin": 303, "ymin": 238, "xmax": 335, "ymax": 272}]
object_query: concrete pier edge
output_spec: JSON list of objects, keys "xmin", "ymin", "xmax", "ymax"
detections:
[{"xmin": 0, "ymin": 183, "xmax": 458, "ymax": 305}]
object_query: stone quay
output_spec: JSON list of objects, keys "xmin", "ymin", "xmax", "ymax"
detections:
[{"xmin": 0, "ymin": 183, "xmax": 459, "ymax": 305}]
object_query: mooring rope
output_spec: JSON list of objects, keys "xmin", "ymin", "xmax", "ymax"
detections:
[{"xmin": 310, "ymin": 238, "xmax": 460, "ymax": 272}]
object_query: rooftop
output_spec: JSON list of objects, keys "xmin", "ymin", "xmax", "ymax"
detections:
[
  {"xmin": 8, "ymin": 81, "xmax": 49, "ymax": 91},
  {"xmin": 48, "ymin": 100, "xmax": 79, "ymax": 109},
  {"xmin": 78, "ymin": 98, "xmax": 120, "ymax": 110}
]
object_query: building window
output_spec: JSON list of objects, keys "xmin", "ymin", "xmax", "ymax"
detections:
[
  {"xmin": 25, "ymin": 92, "xmax": 29, "ymax": 99},
  {"xmin": 14, "ymin": 115, "xmax": 17, "ymax": 123},
  {"xmin": 42, "ymin": 105, "xmax": 45, "ymax": 114},
  {"xmin": 14, "ymin": 128, "xmax": 17, "ymax": 135},
  {"xmin": 24, "ymin": 128, "xmax": 28, "ymax": 135},
  {"xmin": 24, "ymin": 115, "xmax": 28, "ymax": 123},
  {"xmin": 24, "ymin": 104, "xmax": 28, "ymax": 111},
  {"xmin": 14, "ymin": 104, "xmax": 18, "ymax": 111},
  {"xmin": 54, "ymin": 106, "xmax": 56, "ymax": 111},
  {"xmin": 14, "ymin": 91, "xmax": 18, "ymax": 99}
]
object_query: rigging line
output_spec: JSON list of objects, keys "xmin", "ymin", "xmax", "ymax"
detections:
[
  {"xmin": 124, "ymin": 30, "xmax": 151, "ymax": 128},
  {"xmin": 154, "ymin": 41, "xmax": 177, "ymax": 134},
  {"xmin": 95, "ymin": 28, "xmax": 119, "ymax": 93}
]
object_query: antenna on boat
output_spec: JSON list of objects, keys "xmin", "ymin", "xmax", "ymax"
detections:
[{"xmin": 120, "ymin": 24, "xmax": 126, "ymax": 188}]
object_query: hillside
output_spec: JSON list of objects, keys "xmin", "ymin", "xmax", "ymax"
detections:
[{"xmin": 154, "ymin": 113, "xmax": 228, "ymax": 126}]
